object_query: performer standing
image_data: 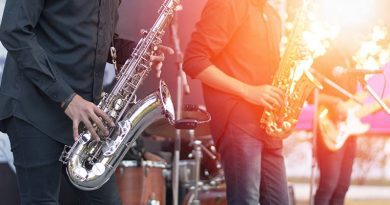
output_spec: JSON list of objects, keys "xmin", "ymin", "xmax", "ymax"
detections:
[
  {"xmin": 0, "ymin": 0, "xmax": 169, "ymax": 204},
  {"xmin": 184, "ymin": 0, "xmax": 289, "ymax": 204},
  {"xmin": 312, "ymin": 33, "xmax": 359, "ymax": 205}
]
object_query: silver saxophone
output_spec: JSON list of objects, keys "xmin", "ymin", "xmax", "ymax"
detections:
[{"xmin": 59, "ymin": 0, "xmax": 181, "ymax": 191}]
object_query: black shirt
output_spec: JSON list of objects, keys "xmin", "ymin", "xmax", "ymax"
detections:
[{"xmin": 0, "ymin": 0, "xmax": 120, "ymax": 144}]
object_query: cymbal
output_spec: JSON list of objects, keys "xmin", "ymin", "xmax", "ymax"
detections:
[{"xmin": 145, "ymin": 111, "xmax": 211, "ymax": 138}]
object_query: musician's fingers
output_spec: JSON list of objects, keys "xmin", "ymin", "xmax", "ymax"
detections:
[
  {"xmin": 94, "ymin": 106, "xmax": 115, "ymax": 127},
  {"xmin": 89, "ymin": 112, "xmax": 109, "ymax": 136},
  {"xmin": 269, "ymin": 91, "xmax": 284, "ymax": 107},
  {"xmin": 260, "ymin": 98, "xmax": 274, "ymax": 110},
  {"xmin": 267, "ymin": 95, "xmax": 281, "ymax": 108},
  {"xmin": 82, "ymin": 117, "xmax": 100, "ymax": 141},
  {"xmin": 270, "ymin": 86, "xmax": 285, "ymax": 99},
  {"xmin": 157, "ymin": 45, "xmax": 174, "ymax": 55},
  {"xmin": 150, "ymin": 54, "xmax": 164, "ymax": 62},
  {"xmin": 155, "ymin": 62, "xmax": 163, "ymax": 78},
  {"xmin": 72, "ymin": 120, "xmax": 80, "ymax": 141}
]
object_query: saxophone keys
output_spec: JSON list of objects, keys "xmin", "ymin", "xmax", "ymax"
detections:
[
  {"xmin": 264, "ymin": 111, "xmax": 272, "ymax": 117},
  {"xmin": 80, "ymin": 132, "xmax": 92, "ymax": 143},
  {"xmin": 282, "ymin": 121, "xmax": 292, "ymax": 130},
  {"xmin": 140, "ymin": 29, "xmax": 148, "ymax": 37},
  {"xmin": 59, "ymin": 145, "xmax": 72, "ymax": 164},
  {"xmin": 114, "ymin": 99, "xmax": 124, "ymax": 111},
  {"xmin": 73, "ymin": 167, "xmax": 88, "ymax": 181},
  {"xmin": 91, "ymin": 163, "xmax": 106, "ymax": 176},
  {"xmin": 109, "ymin": 110, "xmax": 118, "ymax": 118},
  {"xmin": 152, "ymin": 45, "xmax": 159, "ymax": 51}
]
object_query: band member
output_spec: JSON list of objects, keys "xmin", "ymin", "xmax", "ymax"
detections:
[
  {"xmin": 184, "ymin": 0, "xmax": 289, "ymax": 204},
  {"xmin": 0, "ymin": 0, "xmax": 169, "ymax": 204},
  {"xmin": 312, "ymin": 33, "xmax": 360, "ymax": 205}
]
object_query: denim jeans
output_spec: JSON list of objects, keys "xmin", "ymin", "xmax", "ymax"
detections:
[
  {"xmin": 5, "ymin": 117, "xmax": 122, "ymax": 205},
  {"xmin": 314, "ymin": 135, "xmax": 356, "ymax": 205},
  {"xmin": 218, "ymin": 122, "xmax": 289, "ymax": 205}
]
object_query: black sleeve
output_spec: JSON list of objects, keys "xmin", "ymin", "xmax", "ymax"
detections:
[{"xmin": 0, "ymin": 0, "xmax": 74, "ymax": 103}]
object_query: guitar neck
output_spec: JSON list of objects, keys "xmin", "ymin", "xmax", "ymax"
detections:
[{"xmin": 356, "ymin": 97, "xmax": 390, "ymax": 118}]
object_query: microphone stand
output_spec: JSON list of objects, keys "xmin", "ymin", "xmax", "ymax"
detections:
[
  {"xmin": 170, "ymin": 7, "xmax": 190, "ymax": 205},
  {"xmin": 358, "ymin": 77, "xmax": 390, "ymax": 115},
  {"xmin": 309, "ymin": 69, "xmax": 363, "ymax": 105},
  {"xmin": 308, "ymin": 88, "xmax": 319, "ymax": 205}
]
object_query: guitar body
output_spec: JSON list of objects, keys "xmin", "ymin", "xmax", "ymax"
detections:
[
  {"xmin": 318, "ymin": 106, "xmax": 370, "ymax": 151},
  {"xmin": 318, "ymin": 91, "xmax": 389, "ymax": 151}
]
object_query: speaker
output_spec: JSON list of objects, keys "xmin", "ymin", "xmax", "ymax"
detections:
[{"xmin": 0, "ymin": 163, "xmax": 20, "ymax": 205}]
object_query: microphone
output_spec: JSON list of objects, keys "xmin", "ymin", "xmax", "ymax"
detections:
[{"xmin": 332, "ymin": 66, "xmax": 383, "ymax": 77}]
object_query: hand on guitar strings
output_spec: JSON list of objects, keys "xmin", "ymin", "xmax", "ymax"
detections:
[{"xmin": 329, "ymin": 99, "xmax": 348, "ymax": 122}]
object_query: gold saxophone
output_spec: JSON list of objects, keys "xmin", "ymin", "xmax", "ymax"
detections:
[{"xmin": 260, "ymin": 2, "xmax": 323, "ymax": 139}]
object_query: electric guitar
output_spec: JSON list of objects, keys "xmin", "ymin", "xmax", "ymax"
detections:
[{"xmin": 318, "ymin": 93, "xmax": 390, "ymax": 151}]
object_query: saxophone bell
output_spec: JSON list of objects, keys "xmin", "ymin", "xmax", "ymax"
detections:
[{"xmin": 61, "ymin": 80, "xmax": 175, "ymax": 190}]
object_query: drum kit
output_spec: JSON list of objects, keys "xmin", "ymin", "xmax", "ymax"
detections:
[{"xmin": 115, "ymin": 110, "xmax": 227, "ymax": 205}]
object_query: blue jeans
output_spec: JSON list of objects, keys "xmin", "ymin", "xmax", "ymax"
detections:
[
  {"xmin": 314, "ymin": 136, "xmax": 356, "ymax": 205},
  {"xmin": 5, "ymin": 117, "xmax": 122, "ymax": 205},
  {"xmin": 218, "ymin": 122, "xmax": 289, "ymax": 205}
]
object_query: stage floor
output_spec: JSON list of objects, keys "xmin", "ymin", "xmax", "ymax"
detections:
[{"xmin": 293, "ymin": 182, "xmax": 390, "ymax": 205}]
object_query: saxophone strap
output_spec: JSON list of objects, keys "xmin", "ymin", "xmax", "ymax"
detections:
[{"xmin": 110, "ymin": 45, "xmax": 118, "ymax": 74}]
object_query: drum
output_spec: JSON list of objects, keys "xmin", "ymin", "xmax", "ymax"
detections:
[
  {"xmin": 182, "ymin": 188, "xmax": 227, "ymax": 205},
  {"xmin": 115, "ymin": 160, "xmax": 167, "ymax": 205}
]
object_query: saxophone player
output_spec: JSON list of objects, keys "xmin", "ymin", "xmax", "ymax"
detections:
[
  {"xmin": 0, "ymin": 0, "xmax": 171, "ymax": 204},
  {"xmin": 184, "ymin": 0, "xmax": 288, "ymax": 204}
]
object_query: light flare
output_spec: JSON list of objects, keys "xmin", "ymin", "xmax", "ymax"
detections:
[
  {"xmin": 353, "ymin": 26, "xmax": 390, "ymax": 72},
  {"xmin": 285, "ymin": 2, "xmax": 339, "ymax": 80},
  {"xmin": 317, "ymin": 0, "xmax": 374, "ymax": 28}
]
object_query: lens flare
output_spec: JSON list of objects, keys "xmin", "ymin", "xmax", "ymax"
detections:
[
  {"xmin": 317, "ymin": 0, "xmax": 375, "ymax": 28},
  {"xmin": 283, "ymin": 1, "xmax": 339, "ymax": 82},
  {"xmin": 353, "ymin": 26, "xmax": 390, "ymax": 72}
]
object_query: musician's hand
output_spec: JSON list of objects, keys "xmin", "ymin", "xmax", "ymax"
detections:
[
  {"xmin": 242, "ymin": 85, "xmax": 285, "ymax": 110},
  {"xmin": 64, "ymin": 95, "xmax": 115, "ymax": 141},
  {"xmin": 386, "ymin": 98, "xmax": 390, "ymax": 107},
  {"xmin": 150, "ymin": 45, "xmax": 174, "ymax": 78},
  {"xmin": 330, "ymin": 99, "xmax": 348, "ymax": 122}
]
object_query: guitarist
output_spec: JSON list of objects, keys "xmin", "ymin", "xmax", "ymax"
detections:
[{"xmin": 311, "ymin": 32, "xmax": 360, "ymax": 205}]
